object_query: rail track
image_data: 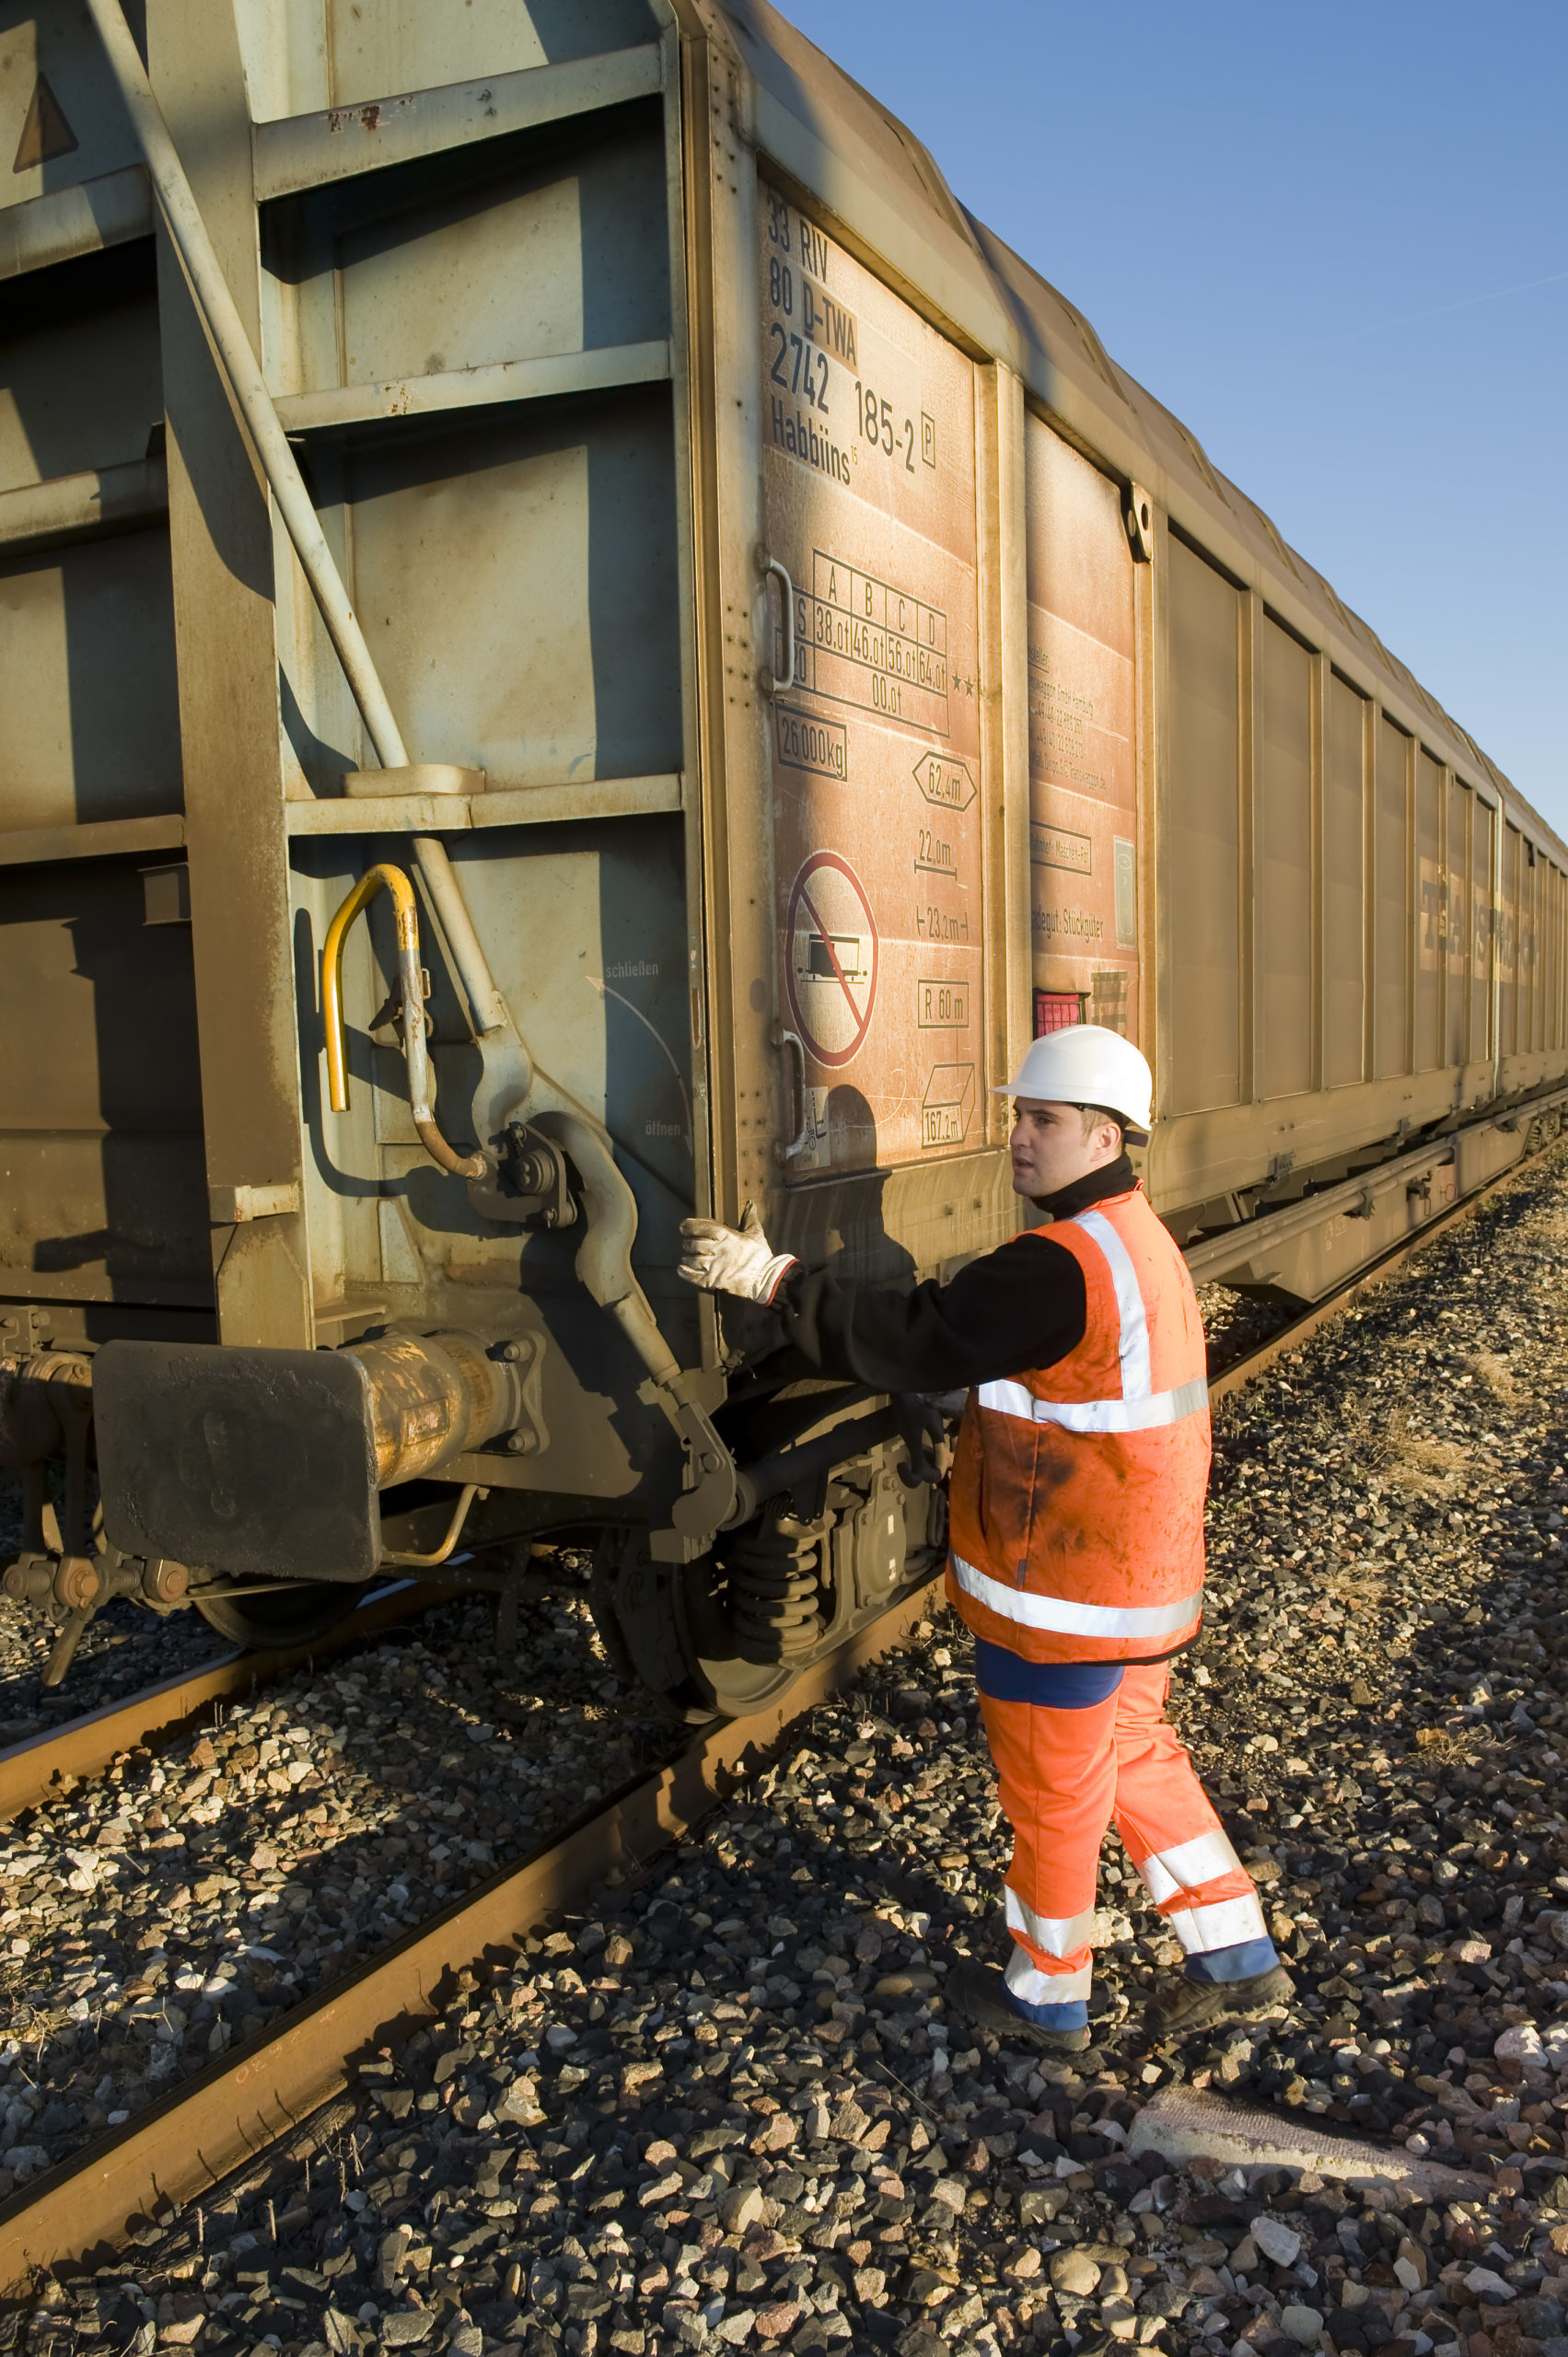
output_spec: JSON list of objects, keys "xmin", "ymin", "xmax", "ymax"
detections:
[
  {"xmin": 0, "ymin": 1575, "xmax": 947, "ymax": 2288},
  {"xmin": 0, "ymin": 1583, "xmax": 464, "ymax": 1829},
  {"xmin": 1, "ymin": 1130, "xmax": 1563, "ymax": 2302}
]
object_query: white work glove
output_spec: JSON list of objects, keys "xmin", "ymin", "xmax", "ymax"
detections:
[{"xmin": 678, "ymin": 1202, "xmax": 799, "ymax": 1305}]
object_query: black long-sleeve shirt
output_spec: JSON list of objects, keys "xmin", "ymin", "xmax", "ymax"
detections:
[{"xmin": 773, "ymin": 1154, "xmax": 1136, "ymax": 1390}]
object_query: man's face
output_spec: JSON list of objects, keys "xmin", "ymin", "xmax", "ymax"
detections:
[{"xmin": 1009, "ymin": 1097, "xmax": 1121, "ymax": 1200}]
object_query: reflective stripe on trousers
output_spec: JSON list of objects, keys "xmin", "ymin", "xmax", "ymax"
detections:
[
  {"xmin": 977, "ymin": 1659, "xmax": 1264, "ymax": 1991},
  {"xmin": 1158, "ymin": 1889, "xmax": 1269, "ymax": 1955},
  {"xmin": 1131, "ymin": 1826, "xmax": 1268, "ymax": 1954},
  {"xmin": 1005, "ymin": 1889, "xmax": 1096, "ymax": 1959},
  {"xmin": 1005, "ymin": 1946, "xmax": 1092, "ymax": 2008}
]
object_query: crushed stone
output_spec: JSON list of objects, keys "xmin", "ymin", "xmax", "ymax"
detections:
[{"xmin": 11, "ymin": 1144, "xmax": 1568, "ymax": 2357}]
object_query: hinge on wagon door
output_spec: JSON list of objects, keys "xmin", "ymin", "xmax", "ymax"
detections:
[
  {"xmin": 0, "ymin": 1307, "xmax": 52, "ymax": 1356},
  {"xmin": 1124, "ymin": 482, "xmax": 1155, "ymax": 563},
  {"xmin": 1257, "ymin": 1152, "xmax": 1295, "ymax": 1203}
]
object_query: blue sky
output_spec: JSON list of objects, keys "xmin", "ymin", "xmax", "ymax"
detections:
[{"xmin": 775, "ymin": 0, "xmax": 1568, "ymax": 839}]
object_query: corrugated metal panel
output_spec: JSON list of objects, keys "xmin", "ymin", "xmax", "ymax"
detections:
[
  {"xmin": 1375, "ymin": 715, "xmax": 1409, "ymax": 1080},
  {"xmin": 1415, "ymin": 749, "xmax": 1441, "ymax": 1073},
  {"xmin": 0, "ymin": 857, "xmax": 207, "ymax": 1308},
  {"xmin": 1499, "ymin": 823, "xmax": 1520, "ymax": 1058},
  {"xmin": 1446, "ymin": 777, "xmax": 1470, "ymax": 1069},
  {"xmin": 1325, "ymin": 675, "xmax": 1365, "ymax": 1088},
  {"xmin": 1471, "ymin": 798, "xmax": 1494, "ymax": 1062},
  {"xmin": 0, "ymin": 244, "xmax": 162, "ymax": 494},
  {"xmin": 1260, "ymin": 616, "xmax": 1311, "ymax": 1099},
  {"xmin": 0, "ymin": 5, "xmax": 145, "ymax": 217},
  {"xmin": 1024, "ymin": 420, "xmax": 1138, "ymax": 1041},
  {"xmin": 1166, "ymin": 537, "xmax": 1240, "ymax": 1114},
  {"xmin": 759, "ymin": 182, "xmax": 985, "ymax": 1178},
  {"xmin": 1528, "ymin": 849, "xmax": 1543, "ymax": 1053},
  {"xmin": 0, "ymin": 528, "xmax": 181, "ymax": 830},
  {"xmin": 716, "ymin": 0, "xmax": 1564, "ymax": 867}
]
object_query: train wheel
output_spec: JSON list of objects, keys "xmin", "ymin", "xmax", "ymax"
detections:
[
  {"xmin": 592, "ymin": 1487, "xmax": 934, "ymax": 1723},
  {"xmin": 192, "ymin": 1581, "xmax": 361, "ymax": 1650},
  {"xmin": 589, "ymin": 1540, "xmax": 725, "ymax": 1723},
  {"xmin": 593, "ymin": 1440, "xmax": 947, "ymax": 1721},
  {"xmin": 673, "ymin": 1548, "xmax": 815, "ymax": 1719},
  {"xmin": 589, "ymin": 1560, "xmax": 812, "ymax": 1722}
]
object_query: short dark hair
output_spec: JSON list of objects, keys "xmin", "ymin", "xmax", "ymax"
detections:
[
  {"xmin": 1078, "ymin": 1104, "xmax": 1146, "ymax": 1149},
  {"xmin": 1077, "ymin": 1104, "xmax": 1123, "ymax": 1144}
]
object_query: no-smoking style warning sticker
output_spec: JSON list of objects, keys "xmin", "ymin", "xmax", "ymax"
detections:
[{"xmin": 784, "ymin": 853, "xmax": 878, "ymax": 1068}]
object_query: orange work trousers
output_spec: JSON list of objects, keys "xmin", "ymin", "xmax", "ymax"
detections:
[{"xmin": 978, "ymin": 1662, "xmax": 1266, "ymax": 2005}]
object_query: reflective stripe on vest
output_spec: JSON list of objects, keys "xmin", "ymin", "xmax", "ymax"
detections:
[
  {"xmin": 976, "ymin": 1371, "xmax": 1209, "ymax": 1434},
  {"xmin": 950, "ymin": 1550, "xmax": 1202, "ymax": 1640},
  {"xmin": 975, "ymin": 1208, "xmax": 1209, "ymax": 1434}
]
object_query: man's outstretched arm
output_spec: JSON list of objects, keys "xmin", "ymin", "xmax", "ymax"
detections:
[{"xmin": 678, "ymin": 1212, "xmax": 1086, "ymax": 1389}]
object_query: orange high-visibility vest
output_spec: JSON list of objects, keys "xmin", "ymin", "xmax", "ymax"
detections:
[{"xmin": 946, "ymin": 1183, "xmax": 1210, "ymax": 1664}]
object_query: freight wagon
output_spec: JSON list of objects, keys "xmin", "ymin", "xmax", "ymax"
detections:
[{"xmin": 1, "ymin": 0, "xmax": 1564, "ymax": 1712}]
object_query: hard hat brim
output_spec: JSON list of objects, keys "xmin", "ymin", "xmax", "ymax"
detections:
[{"xmin": 990, "ymin": 1080, "xmax": 1149, "ymax": 1144}]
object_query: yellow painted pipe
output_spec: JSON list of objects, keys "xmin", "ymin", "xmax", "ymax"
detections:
[{"xmin": 321, "ymin": 865, "xmax": 485, "ymax": 1178}]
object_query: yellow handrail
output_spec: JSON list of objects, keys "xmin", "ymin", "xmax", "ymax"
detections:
[{"xmin": 321, "ymin": 864, "xmax": 486, "ymax": 1178}]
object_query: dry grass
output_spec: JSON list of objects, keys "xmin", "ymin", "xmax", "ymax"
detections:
[
  {"xmin": 1342, "ymin": 1397, "xmax": 1474, "ymax": 1500},
  {"xmin": 1411, "ymin": 1724, "xmax": 1475, "ymax": 1764},
  {"xmin": 1467, "ymin": 1347, "xmax": 1524, "ymax": 1410},
  {"xmin": 1318, "ymin": 1564, "xmax": 1388, "ymax": 1602}
]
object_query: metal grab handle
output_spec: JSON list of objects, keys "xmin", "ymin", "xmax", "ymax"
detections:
[
  {"xmin": 756, "ymin": 546, "xmax": 796, "ymax": 696},
  {"xmin": 772, "ymin": 1024, "xmax": 809, "ymax": 1160},
  {"xmin": 322, "ymin": 865, "xmax": 486, "ymax": 1178}
]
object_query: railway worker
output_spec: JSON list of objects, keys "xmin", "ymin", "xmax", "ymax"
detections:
[{"xmin": 677, "ymin": 1025, "xmax": 1293, "ymax": 2053}]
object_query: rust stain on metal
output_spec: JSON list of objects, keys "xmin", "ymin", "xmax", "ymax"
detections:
[
  {"xmin": 328, "ymin": 102, "xmax": 386, "ymax": 134},
  {"xmin": 0, "ymin": 1574, "xmax": 945, "ymax": 2284}
]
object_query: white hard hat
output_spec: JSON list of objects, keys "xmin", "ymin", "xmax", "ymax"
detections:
[{"xmin": 993, "ymin": 1025, "xmax": 1153, "ymax": 1138}]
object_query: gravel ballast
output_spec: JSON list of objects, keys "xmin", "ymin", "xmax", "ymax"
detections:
[
  {"xmin": 0, "ymin": 1583, "xmax": 673, "ymax": 2189},
  {"xmin": 10, "ymin": 1144, "xmax": 1568, "ymax": 2357}
]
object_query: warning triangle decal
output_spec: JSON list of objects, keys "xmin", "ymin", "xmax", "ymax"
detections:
[{"xmin": 13, "ymin": 74, "xmax": 79, "ymax": 173}]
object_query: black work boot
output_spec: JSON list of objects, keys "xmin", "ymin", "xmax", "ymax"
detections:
[
  {"xmin": 946, "ymin": 1958, "xmax": 1092, "ymax": 2052},
  {"xmin": 1143, "ymin": 1963, "xmax": 1295, "ymax": 2040}
]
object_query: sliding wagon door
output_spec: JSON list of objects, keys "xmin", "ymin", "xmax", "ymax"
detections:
[{"xmin": 757, "ymin": 184, "xmax": 985, "ymax": 1179}]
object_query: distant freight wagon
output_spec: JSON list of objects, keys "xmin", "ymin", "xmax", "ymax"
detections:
[{"xmin": 0, "ymin": 0, "xmax": 1563, "ymax": 1712}]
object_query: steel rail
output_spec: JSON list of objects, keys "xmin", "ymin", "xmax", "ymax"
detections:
[
  {"xmin": 0, "ymin": 1581, "xmax": 453, "ymax": 1827},
  {"xmin": 0, "ymin": 1573, "xmax": 947, "ymax": 2288}
]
